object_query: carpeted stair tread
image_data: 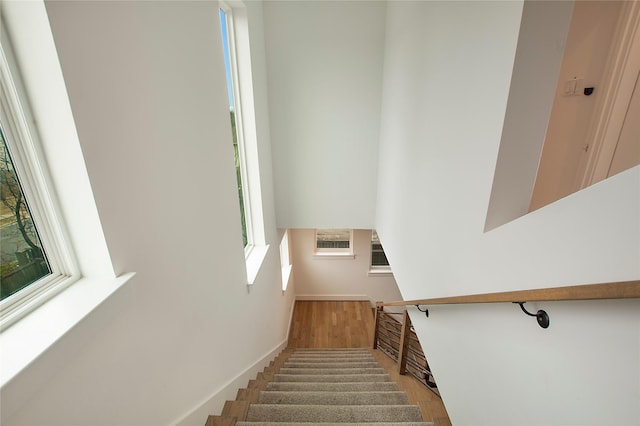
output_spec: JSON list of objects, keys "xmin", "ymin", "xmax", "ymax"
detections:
[
  {"xmin": 284, "ymin": 362, "xmax": 381, "ymax": 368},
  {"xmin": 221, "ymin": 348, "xmax": 428, "ymax": 425},
  {"xmin": 245, "ymin": 404, "xmax": 424, "ymax": 423},
  {"xmin": 286, "ymin": 357, "xmax": 376, "ymax": 364},
  {"xmin": 289, "ymin": 351, "xmax": 372, "ymax": 356},
  {"xmin": 278, "ymin": 367, "xmax": 385, "ymax": 375},
  {"xmin": 236, "ymin": 423, "xmax": 434, "ymax": 426},
  {"xmin": 290, "ymin": 350, "xmax": 371, "ymax": 354},
  {"xmin": 292, "ymin": 348, "xmax": 371, "ymax": 352},
  {"xmin": 257, "ymin": 391, "xmax": 409, "ymax": 405},
  {"xmin": 273, "ymin": 373, "xmax": 392, "ymax": 383},
  {"xmin": 265, "ymin": 382, "xmax": 399, "ymax": 392},
  {"xmin": 291, "ymin": 351, "xmax": 372, "ymax": 354}
]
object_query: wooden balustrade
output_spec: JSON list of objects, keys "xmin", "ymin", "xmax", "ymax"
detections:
[{"xmin": 373, "ymin": 306, "xmax": 440, "ymax": 397}]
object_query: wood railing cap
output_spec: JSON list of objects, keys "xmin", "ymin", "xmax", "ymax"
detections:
[{"xmin": 377, "ymin": 280, "xmax": 640, "ymax": 307}]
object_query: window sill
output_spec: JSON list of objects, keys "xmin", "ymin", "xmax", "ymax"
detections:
[
  {"xmin": 246, "ymin": 244, "xmax": 269, "ymax": 285},
  {"xmin": 0, "ymin": 272, "xmax": 135, "ymax": 387},
  {"xmin": 313, "ymin": 252, "xmax": 355, "ymax": 260},
  {"xmin": 368, "ymin": 267, "xmax": 393, "ymax": 276}
]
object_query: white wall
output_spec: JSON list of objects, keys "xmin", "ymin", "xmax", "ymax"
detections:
[
  {"xmin": 1, "ymin": 1, "xmax": 295, "ymax": 425},
  {"xmin": 531, "ymin": 1, "xmax": 623, "ymax": 211},
  {"xmin": 290, "ymin": 229, "xmax": 403, "ymax": 304},
  {"xmin": 377, "ymin": 1, "xmax": 640, "ymax": 425},
  {"xmin": 484, "ymin": 0, "xmax": 574, "ymax": 230},
  {"xmin": 263, "ymin": 1, "xmax": 385, "ymax": 229}
]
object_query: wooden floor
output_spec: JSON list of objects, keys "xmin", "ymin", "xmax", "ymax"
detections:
[
  {"xmin": 288, "ymin": 300, "xmax": 374, "ymax": 348},
  {"xmin": 287, "ymin": 300, "xmax": 452, "ymax": 426}
]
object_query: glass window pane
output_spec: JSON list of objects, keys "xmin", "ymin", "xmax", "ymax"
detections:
[
  {"xmin": 0, "ymin": 127, "xmax": 51, "ymax": 300},
  {"xmin": 220, "ymin": 7, "xmax": 248, "ymax": 247},
  {"xmin": 316, "ymin": 229, "xmax": 350, "ymax": 249},
  {"xmin": 371, "ymin": 230, "xmax": 389, "ymax": 266}
]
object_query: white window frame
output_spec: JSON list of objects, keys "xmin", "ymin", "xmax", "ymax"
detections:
[
  {"xmin": 220, "ymin": 1, "xmax": 269, "ymax": 283},
  {"xmin": 0, "ymin": 3, "xmax": 134, "ymax": 390},
  {"xmin": 314, "ymin": 228, "xmax": 354, "ymax": 259},
  {"xmin": 279, "ymin": 229, "xmax": 292, "ymax": 291},
  {"xmin": 369, "ymin": 229, "xmax": 392, "ymax": 276},
  {"xmin": 0, "ymin": 32, "xmax": 78, "ymax": 329},
  {"xmin": 220, "ymin": 2, "xmax": 253, "ymax": 253}
]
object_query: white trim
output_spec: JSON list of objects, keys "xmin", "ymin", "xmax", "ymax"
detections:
[
  {"xmin": 2, "ymin": 0, "xmax": 114, "ymax": 280},
  {"xmin": 0, "ymin": 25, "xmax": 78, "ymax": 328},
  {"xmin": 314, "ymin": 228, "xmax": 354, "ymax": 256},
  {"xmin": 246, "ymin": 244, "xmax": 269, "ymax": 285},
  {"xmin": 369, "ymin": 229, "xmax": 390, "ymax": 271},
  {"xmin": 578, "ymin": 1, "xmax": 640, "ymax": 189},
  {"xmin": 295, "ymin": 294, "xmax": 379, "ymax": 309},
  {"xmin": 281, "ymin": 264, "xmax": 292, "ymax": 291},
  {"xmin": 172, "ymin": 338, "xmax": 289, "ymax": 426},
  {"xmin": 313, "ymin": 252, "xmax": 355, "ymax": 260},
  {"xmin": 221, "ymin": 3, "xmax": 253, "ymax": 248},
  {"xmin": 368, "ymin": 267, "xmax": 393, "ymax": 277},
  {"xmin": 279, "ymin": 229, "xmax": 292, "ymax": 290},
  {"xmin": 220, "ymin": 2, "xmax": 270, "ymax": 284},
  {"xmin": 0, "ymin": 273, "xmax": 135, "ymax": 387},
  {"xmin": 295, "ymin": 294, "xmax": 371, "ymax": 301}
]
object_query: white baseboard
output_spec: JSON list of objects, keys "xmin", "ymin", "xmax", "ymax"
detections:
[
  {"xmin": 295, "ymin": 294, "xmax": 377, "ymax": 307},
  {"xmin": 172, "ymin": 297, "xmax": 297, "ymax": 426},
  {"xmin": 172, "ymin": 339, "xmax": 288, "ymax": 426},
  {"xmin": 172, "ymin": 296, "xmax": 372, "ymax": 425}
]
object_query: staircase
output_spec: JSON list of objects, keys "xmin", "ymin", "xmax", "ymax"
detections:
[{"xmin": 207, "ymin": 348, "xmax": 433, "ymax": 426}]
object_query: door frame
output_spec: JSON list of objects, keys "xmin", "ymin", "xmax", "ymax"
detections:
[{"xmin": 577, "ymin": 0, "xmax": 640, "ymax": 189}]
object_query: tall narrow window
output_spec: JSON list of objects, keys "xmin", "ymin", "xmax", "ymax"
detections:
[
  {"xmin": 279, "ymin": 230, "xmax": 292, "ymax": 291},
  {"xmin": 370, "ymin": 230, "xmax": 390, "ymax": 268},
  {"xmin": 0, "ymin": 127, "xmax": 51, "ymax": 299},
  {"xmin": 220, "ymin": 5, "xmax": 250, "ymax": 247},
  {"xmin": 218, "ymin": 2, "xmax": 269, "ymax": 284}
]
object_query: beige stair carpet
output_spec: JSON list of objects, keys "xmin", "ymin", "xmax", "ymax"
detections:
[{"xmin": 236, "ymin": 348, "xmax": 433, "ymax": 426}]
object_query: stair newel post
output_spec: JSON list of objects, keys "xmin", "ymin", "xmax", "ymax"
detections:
[
  {"xmin": 372, "ymin": 304, "xmax": 383, "ymax": 349},
  {"xmin": 397, "ymin": 309, "xmax": 411, "ymax": 375}
]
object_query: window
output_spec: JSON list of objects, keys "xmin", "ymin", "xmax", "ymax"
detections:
[
  {"xmin": 218, "ymin": 2, "xmax": 269, "ymax": 284},
  {"xmin": 0, "ymin": 128, "xmax": 51, "ymax": 299},
  {"xmin": 370, "ymin": 230, "xmax": 390, "ymax": 265},
  {"xmin": 370, "ymin": 230, "xmax": 391, "ymax": 274},
  {"xmin": 279, "ymin": 230, "xmax": 292, "ymax": 291},
  {"xmin": 219, "ymin": 5, "xmax": 250, "ymax": 248},
  {"xmin": 0, "ymin": 39, "xmax": 76, "ymax": 327},
  {"xmin": 315, "ymin": 229, "xmax": 353, "ymax": 257}
]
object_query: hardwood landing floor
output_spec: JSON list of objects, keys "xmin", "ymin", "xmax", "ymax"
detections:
[
  {"xmin": 287, "ymin": 300, "xmax": 452, "ymax": 426},
  {"xmin": 288, "ymin": 300, "xmax": 374, "ymax": 348}
]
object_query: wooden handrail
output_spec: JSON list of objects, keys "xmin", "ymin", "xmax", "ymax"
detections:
[{"xmin": 377, "ymin": 280, "xmax": 640, "ymax": 307}]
